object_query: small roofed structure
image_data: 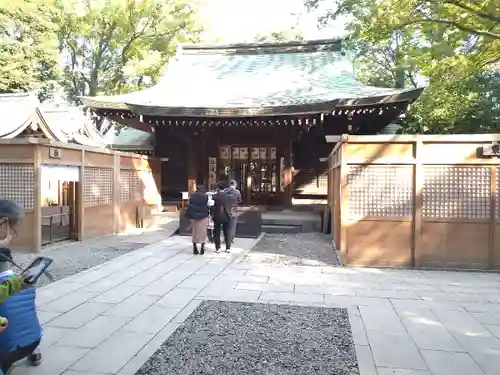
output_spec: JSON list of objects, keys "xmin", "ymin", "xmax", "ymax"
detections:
[
  {"xmin": 0, "ymin": 92, "xmax": 163, "ymax": 251},
  {"xmin": 0, "ymin": 93, "xmax": 104, "ymax": 146},
  {"xmin": 103, "ymin": 125, "xmax": 154, "ymax": 155},
  {"xmin": 80, "ymin": 39, "xmax": 424, "ymax": 206},
  {"xmin": 0, "ymin": 92, "xmax": 153, "ymax": 153}
]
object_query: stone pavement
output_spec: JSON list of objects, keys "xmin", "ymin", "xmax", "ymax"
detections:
[
  {"xmin": 11, "ymin": 235, "xmax": 500, "ymax": 375},
  {"xmin": 14, "ymin": 214, "xmax": 178, "ymax": 285}
]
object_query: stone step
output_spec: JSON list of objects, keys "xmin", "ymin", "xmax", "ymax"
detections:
[
  {"xmin": 262, "ymin": 224, "xmax": 302, "ymax": 234},
  {"xmin": 262, "ymin": 217, "xmax": 321, "ymax": 232}
]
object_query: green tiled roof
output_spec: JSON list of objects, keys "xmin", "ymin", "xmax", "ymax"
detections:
[
  {"xmin": 103, "ymin": 125, "xmax": 154, "ymax": 149},
  {"xmin": 81, "ymin": 39, "xmax": 423, "ymax": 117}
]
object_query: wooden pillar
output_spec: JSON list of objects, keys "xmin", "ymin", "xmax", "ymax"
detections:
[
  {"xmin": 113, "ymin": 154, "xmax": 120, "ymax": 234},
  {"xmin": 413, "ymin": 140, "xmax": 423, "ymax": 268},
  {"xmin": 78, "ymin": 150, "xmax": 85, "ymax": 241},
  {"xmin": 33, "ymin": 145, "xmax": 42, "ymax": 252},
  {"xmin": 199, "ymin": 134, "xmax": 207, "ymax": 187},
  {"xmin": 339, "ymin": 140, "xmax": 348, "ymax": 265},
  {"xmin": 187, "ymin": 139, "xmax": 197, "ymax": 193},
  {"xmin": 283, "ymin": 139, "xmax": 293, "ymax": 208},
  {"xmin": 489, "ymin": 166, "xmax": 497, "ymax": 268}
]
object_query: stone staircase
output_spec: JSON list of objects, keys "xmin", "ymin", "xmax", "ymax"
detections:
[{"xmin": 262, "ymin": 209, "xmax": 322, "ymax": 234}]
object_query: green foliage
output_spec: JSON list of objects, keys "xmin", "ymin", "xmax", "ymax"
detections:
[
  {"xmin": 0, "ymin": 0, "xmax": 60, "ymax": 102},
  {"xmin": 306, "ymin": 0, "xmax": 500, "ymax": 133},
  {"xmin": 56, "ymin": 0, "xmax": 203, "ymax": 102},
  {"xmin": 253, "ymin": 28, "xmax": 305, "ymax": 43}
]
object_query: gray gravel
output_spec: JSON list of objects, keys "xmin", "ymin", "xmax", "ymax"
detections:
[
  {"xmin": 241, "ymin": 233, "xmax": 341, "ymax": 267},
  {"xmin": 137, "ymin": 301, "xmax": 358, "ymax": 375},
  {"xmin": 11, "ymin": 224, "xmax": 177, "ymax": 286}
]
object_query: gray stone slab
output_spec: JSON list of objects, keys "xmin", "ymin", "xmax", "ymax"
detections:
[
  {"xmin": 420, "ymin": 349, "xmax": 485, "ymax": 375},
  {"xmin": 135, "ymin": 301, "xmax": 358, "ymax": 375},
  {"xmin": 57, "ymin": 315, "xmax": 131, "ymax": 348},
  {"xmin": 135, "ymin": 323, "xmax": 182, "ymax": 358},
  {"xmin": 37, "ymin": 282, "xmax": 87, "ymax": 305},
  {"xmin": 366, "ymin": 330, "xmax": 428, "ymax": 370},
  {"xmin": 236, "ymin": 282, "xmax": 294, "ymax": 293},
  {"xmin": 13, "ymin": 222, "xmax": 177, "ymax": 287},
  {"xmin": 377, "ymin": 368, "xmax": 431, "ymax": 375},
  {"xmin": 92, "ymin": 285, "xmax": 142, "ymax": 304},
  {"xmin": 10, "ymin": 345, "xmax": 90, "ymax": 375},
  {"xmin": 295, "ymin": 285, "xmax": 356, "ymax": 296},
  {"xmin": 432, "ymin": 309, "xmax": 493, "ymax": 339},
  {"xmin": 349, "ymin": 314, "xmax": 369, "ymax": 346},
  {"xmin": 177, "ymin": 274, "xmax": 215, "ymax": 290},
  {"xmin": 401, "ymin": 315, "xmax": 463, "ymax": 351},
  {"xmin": 44, "ymin": 302, "xmax": 114, "ymax": 329},
  {"xmin": 456, "ymin": 335, "xmax": 500, "ymax": 375},
  {"xmin": 102, "ymin": 294, "xmax": 160, "ymax": 318},
  {"xmin": 487, "ymin": 325, "xmax": 500, "ymax": 339},
  {"xmin": 172, "ymin": 299, "xmax": 202, "ymax": 323},
  {"xmin": 355, "ymin": 345, "xmax": 377, "ymax": 375},
  {"xmin": 116, "ymin": 355, "xmax": 149, "ymax": 375},
  {"xmin": 70, "ymin": 330, "xmax": 155, "ymax": 374},
  {"xmin": 121, "ymin": 306, "xmax": 180, "ymax": 334},
  {"xmin": 216, "ymin": 273, "xmax": 269, "ymax": 283},
  {"xmin": 201, "ymin": 288, "xmax": 262, "ymax": 302},
  {"xmin": 325, "ymin": 296, "xmax": 393, "ymax": 309},
  {"xmin": 154, "ymin": 288, "xmax": 200, "ymax": 308},
  {"xmin": 38, "ymin": 311, "xmax": 62, "ymax": 325},
  {"xmin": 260, "ymin": 291, "xmax": 324, "ymax": 304},
  {"xmin": 38, "ymin": 291, "xmax": 100, "ymax": 313},
  {"xmin": 359, "ymin": 306, "xmax": 407, "ymax": 335},
  {"xmin": 471, "ymin": 311, "xmax": 500, "ymax": 326},
  {"xmin": 40, "ymin": 326, "xmax": 76, "ymax": 349}
]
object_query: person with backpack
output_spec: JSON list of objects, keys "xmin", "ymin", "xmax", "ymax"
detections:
[{"xmin": 0, "ymin": 200, "xmax": 42, "ymax": 375}]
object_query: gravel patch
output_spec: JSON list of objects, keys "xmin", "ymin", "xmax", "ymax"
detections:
[
  {"xmin": 241, "ymin": 233, "xmax": 340, "ymax": 267},
  {"xmin": 136, "ymin": 300, "xmax": 358, "ymax": 375},
  {"xmin": 11, "ymin": 224, "xmax": 177, "ymax": 286}
]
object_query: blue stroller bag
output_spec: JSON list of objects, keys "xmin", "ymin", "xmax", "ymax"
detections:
[{"xmin": 0, "ymin": 271, "xmax": 42, "ymax": 374}]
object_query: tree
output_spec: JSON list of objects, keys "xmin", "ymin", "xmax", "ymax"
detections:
[
  {"xmin": 253, "ymin": 28, "xmax": 305, "ymax": 43},
  {"xmin": 251, "ymin": 13, "xmax": 305, "ymax": 43},
  {"xmin": 306, "ymin": 0, "xmax": 500, "ymax": 133},
  {"xmin": 56, "ymin": 0, "xmax": 203, "ymax": 102},
  {"xmin": 0, "ymin": 0, "xmax": 60, "ymax": 101}
]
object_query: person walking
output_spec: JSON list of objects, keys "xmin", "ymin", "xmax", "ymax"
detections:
[
  {"xmin": 227, "ymin": 180, "xmax": 241, "ymax": 244},
  {"xmin": 185, "ymin": 185, "xmax": 213, "ymax": 255},
  {"xmin": 212, "ymin": 182, "xmax": 237, "ymax": 253}
]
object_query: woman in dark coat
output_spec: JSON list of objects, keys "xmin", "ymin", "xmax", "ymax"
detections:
[{"xmin": 185, "ymin": 185, "xmax": 212, "ymax": 255}]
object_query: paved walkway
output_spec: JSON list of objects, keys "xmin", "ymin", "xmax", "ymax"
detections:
[{"xmin": 11, "ymin": 235, "xmax": 500, "ymax": 375}]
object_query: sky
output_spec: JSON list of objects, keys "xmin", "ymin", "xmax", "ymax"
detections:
[{"xmin": 198, "ymin": 0, "xmax": 348, "ymax": 43}]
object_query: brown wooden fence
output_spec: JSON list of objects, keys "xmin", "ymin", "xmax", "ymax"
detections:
[
  {"xmin": 327, "ymin": 134, "xmax": 500, "ymax": 270},
  {"xmin": 0, "ymin": 138, "xmax": 162, "ymax": 252}
]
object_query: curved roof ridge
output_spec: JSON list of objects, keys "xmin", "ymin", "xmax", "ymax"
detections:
[{"xmin": 178, "ymin": 38, "xmax": 342, "ymax": 55}]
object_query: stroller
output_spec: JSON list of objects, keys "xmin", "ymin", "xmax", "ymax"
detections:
[{"xmin": 0, "ymin": 249, "xmax": 45, "ymax": 375}]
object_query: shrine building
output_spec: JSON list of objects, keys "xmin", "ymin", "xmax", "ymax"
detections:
[{"xmin": 81, "ymin": 39, "xmax": 423, "ymax": 207}]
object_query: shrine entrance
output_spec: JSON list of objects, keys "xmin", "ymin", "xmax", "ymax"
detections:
[{"xmin": 218, "ymin": 145, "xmax": 280, "ymax": 205}]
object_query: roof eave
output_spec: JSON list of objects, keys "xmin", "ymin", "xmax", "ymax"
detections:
[
  {"xmin": 125, "ymin": 87, "xmax": 424, "ymax": 118},
  {"xmin": 79, "ymin": 96, "xmax": 129, "ymax": 111}
]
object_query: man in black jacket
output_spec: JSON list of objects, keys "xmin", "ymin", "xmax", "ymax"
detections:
[
  {"xmin": 227, "ymin": 180, "xmax": 241, "ymax": 244},
  {"xmin": 212, "ymin": 182, "xmax": 237, "ymax": 253}
]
